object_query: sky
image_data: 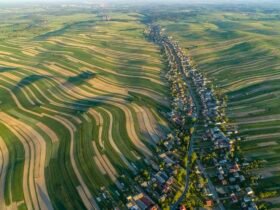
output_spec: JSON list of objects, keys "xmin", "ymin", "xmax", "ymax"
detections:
[
  {"xmin": 0, "ymin": 0, "xmax": 279, "ymax": 4},
  {"xmin": 0, "ymin": 0, "xmax": 278, "ymax": 2}
]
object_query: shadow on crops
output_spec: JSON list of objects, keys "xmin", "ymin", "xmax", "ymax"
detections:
[
  {"xmin": 66, "ymin": 71, "xmax": 96, "ymax": 86},
  {"xmin": 13, "ymin": 74, "xmax": 47, "ymax": 91},
  {"xmin": 0, "ymin": 67, "xmax": 16, "ymax": 73},
  {"xmin": 34, "ymin": 20, "xmax": 96, "ymax": 41}
]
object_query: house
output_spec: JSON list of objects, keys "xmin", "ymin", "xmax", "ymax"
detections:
[
  {"xmin": 166, "ymin": 177, "xmax": 174, "ymax": 185},
  {"xmin": 221, "ymin": 179, "xmax": 228, "ymax": 186},
  {"xmin": 219, "ymin": 159, "xmax": 227, "ymax": 165},
  {"xmin": 243, "ymin": 196, "xmax": 251, "ymax": 203},
  {"xmin": 229, "ymin": 177, "xmax": 236, "ymax": 183},
  {"xmin": 126, "ymin": 193, "xmax": 156, "ymax": 210},
  {"xmin": 162, "ymin": 184, "xmax": 170, "ymax": 193},
  {"xmin": 246, "ymin": 187, "xmax": 254, "ymax": 196},
  {"xmin": 249, "ymin": 202, "xmax": 258, "ymax": 210},
  {"xmin": 159, "ymin": 153, "xmax": 175, "ymax": 165},
  {"xmin": 150, "ymin": 160, "xmax": 160, "ymax": 171},
  {"xmin": 216, "ymin": 186, "xmax": 226, "ymax": 195},
  {"xmin": 230, "ymin": 193, "xmax": 238, "ymax": 203},
  {"xmin": 218, "ymin": 174, "xmax": 224, "ymax": 181},
  {"xmin": 180, "ymin": 205, "xmax": 187, "ymax": 210},
  {"xmin": 204, "ymin": 199, "xmax": 213, "ymax": 207},
  {"xmin": 126, "ymin": 203, "xmax": 140, "ymax": 210},
  {"xmin": 242, "ymin": 162, "xmax": 250, "ymax": 167},
  {"xmin": 141, "ymin": 181, "xmax": 148, "ymax": 188},
  {"xmin": 203, "ymin": 188, "xmax": 213, "ymax": 197},
  {"xmin": 233, "ymin": 172, "xmax": 240, "ymax": 178},
  {"xmin": 240, "ymin": 175, "xmax": 246, "ymax": 182},
  {"xmin": 163, "ymin": 141, "xmax": 173, "ymax": 151},
  {"xmin": 241, "ymin": 202, "xmax": 248, "ymax": 209},
  {"xmin": 230, "ymin": 163, "xmax": 240, "ymax": 173},
  {"xmin": 150, "ymin": 206, "xmax": 159, "ymax": 210},
  {"xmin": 234, "ymin": 185, "xmax": 241, "ymax": 192},
  {"xmin": 218, "ymin": 166, "xmax": 225, "ymax": 175},
  {"xmin": 159, "ymin": 194, "xmax": 167, "ymax": 202},
  {"xmin": 154, "ymin": 174, "xmax": 165, "ymax": 185}
]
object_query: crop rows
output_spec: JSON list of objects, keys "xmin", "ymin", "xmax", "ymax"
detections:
[{"xmin": 0, "ymin": 10, "xmax": 170, "ymax": 209}]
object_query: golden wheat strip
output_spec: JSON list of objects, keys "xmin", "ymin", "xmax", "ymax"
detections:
[
  {"xmin": 0, "ymin": 137, "xmax": 9, "ymax": 210},
  {"xmin": 43, "ymin": 114, "xmax": 99, "ymax": 210},
  {"xmin": 100, "ymin": 108, "xmax": 136, "ymax": 172}
]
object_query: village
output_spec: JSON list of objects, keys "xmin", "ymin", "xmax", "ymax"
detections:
[{"xmin": 122, "ymin": 25, "xmax": 259, "ymax": 210}]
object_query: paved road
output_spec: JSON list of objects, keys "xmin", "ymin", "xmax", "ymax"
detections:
[
  {"xmin": 153, "ymin": 27, "xmax": 225, "ymax": 210},
  {"xmin": 197, "ymin": 161, "xmax": 225, "ymax": 210},
  {"xmin": 166, "ymin": 39, "xmax": 225, "ymax": 210},
  {"xmin": 170, "ymin": 130, "xmax": 197, "ymax": 210},
  {"xmin": 165, "ymin": 41, "xmax": 201, "ymax": 210}
]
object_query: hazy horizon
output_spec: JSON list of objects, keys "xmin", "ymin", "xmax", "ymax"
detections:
[{"xmin": 1, "ymin": 0, "xmax": 279, "ymax": 4}]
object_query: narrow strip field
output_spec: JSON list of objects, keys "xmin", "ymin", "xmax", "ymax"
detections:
[{"xmin": 0, "ymin": 7, "xmax": 170, "ymax": 209}]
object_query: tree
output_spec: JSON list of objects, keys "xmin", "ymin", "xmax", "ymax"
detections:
[
  {"xmin": 259, "ymin": 191, "xmax": 278, "ymax": 199},
  {"xmin": 177, "ymin": 168, "xmax": 186, "ymax": 184},
  {"xmin": 142, "ymin": 170, "xmax": 150, "ymax": 180},
  {"xmin": 191, "ymin": 152, "xmax": 197, "ymax": 164},
  {"xmin": 198, "ymin": 176, "xmax": 206, "ymax": 186},
  {"xmin": 183, "ymin": 155, "xmax": 188, "ymax": 166},
  {"xmin": 190, "ymin": 127, "xmax": 195, "ymax": 135},
  {"xmin": 172, "ymin": 191, "xmax": 182, "ymax": 203},
  {"xmin": 159, "ymin": 161, "xmax": 165, "ymax": 170},
  {"xmin": 184, "ymin": 135, "xmax": 190, "ymax": 144},
  {"xmin": 258, "ymin": 202, "xmax": 270, "ymax": 210},
  {"xmin": 192, "ymin": 117, "xmax": 197, "ymax": 123}
]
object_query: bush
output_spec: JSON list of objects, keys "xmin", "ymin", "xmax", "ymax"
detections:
[{"xmin": 259, "ymin": 190, "xmax": 278, "ymax": 199}]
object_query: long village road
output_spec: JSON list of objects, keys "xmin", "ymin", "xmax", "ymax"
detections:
[
  {"xmin": 170, "ymin": 128, "xmax": 197, "ymax": 210},
  {"xmin": 167, "ymin": 40, "xmax": 225, "ymax": 210},
  {"xmin": 151, "ymin": 25, "xmax": 226, "ymax": 210},
  {"xmin": 167, "ymin": 41, "xmax": 201, "ymax": 210},
  {"xmin": 197, "ymin": 161, "xmax": 225, "ymax": 210}
]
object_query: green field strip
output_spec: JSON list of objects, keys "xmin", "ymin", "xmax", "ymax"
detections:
[
  {"xmin": 0, "ymin": 123, "xmax": 25, "ymax": 205},
  {"xmin": 0, "ymin": 8, "xmax": 171, "ymax": 208}
]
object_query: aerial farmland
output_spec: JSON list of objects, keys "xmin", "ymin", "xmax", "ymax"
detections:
[{"xmin": 0, "ymin": 1, "xmax": 279, "ymax": 210}]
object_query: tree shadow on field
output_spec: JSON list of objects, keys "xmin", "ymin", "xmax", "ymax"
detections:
[
  {"xmin": 66, "ymin": 71, "xmax": 96, "ymax": 86},
  {"xmin": 62, "ymin": 96, "xmax": 157, "ymax": 207},
  {"xmin": 0, "ymin": 67, "xmax": 16, "ymax": 73},
  {"xmin": 12, "ymin": 74, "xmax": 47, "ymax": 92}
]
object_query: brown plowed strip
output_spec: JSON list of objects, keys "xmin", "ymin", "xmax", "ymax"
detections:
[
  {"xmin": 0, "ymin": 85, "xmax": 42, "ymax": 117},
  {"xmin": 36, "ymin": 122, "xmax": 59, "ymax": 143},
  {"xmin": 133, "ymin": 104, "xmax": 160, "ymax": 144},
  {"xmin": 89, "ymin": 109, "xmax": 104, "ymax": 150},
  {"xmin": 100, "ymin": 108, "xmax": 136, "ymax": 173},
  {"xmin": 45, "ymin": 63, "xmax": 76, "ymax": 77},
  {"xmin": 45, "ymin": 80, "xmax": 152, "ymax": 157},
  {"xmin": 0, "ymin": 112, "xmax": 53, "ymax": 210},
  {"xmin": 0, "ymin": 117, "xmax": 37, "ymax": 210},
  {"xmin": 92, "ymin": 142, "xmax": 117, "ymax": 182},
  {"xmin": 0, "ymin": 137, "xmax": 9, "ymax": 210},
  {"xmin": 93, "ymin": 157, "xmax": 106, "ymax": 175},
  {"xmin": 43, "ymin": 114, "xmax": 99, "ymax": 210},
  {"xmin": 25, "ymin": 86, "xmax": 44, "ymax": 105}
]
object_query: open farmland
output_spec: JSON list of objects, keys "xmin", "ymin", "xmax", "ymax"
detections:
[
  {"xmin": 0, "ymin": 6, "xmax": 170, "ymax": 209},
  {"xmin": 2, "ymin": 1, "xmax": 280, "ymax": 209},
  {"xmin": 152, "ymin": 4, "xmax": 280, "ymax": 208}
]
